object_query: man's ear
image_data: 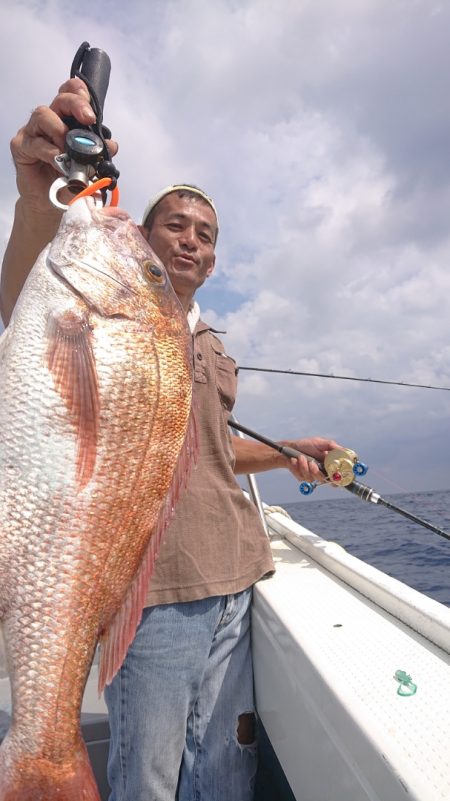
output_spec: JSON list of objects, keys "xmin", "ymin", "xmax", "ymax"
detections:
[
  {"xmin": 138, "ymin": 225, "xmax": 150, "ymax": 242},
  {"xmin": 206, "ymin": 254, "xmax": 216, "ymax": 278}
]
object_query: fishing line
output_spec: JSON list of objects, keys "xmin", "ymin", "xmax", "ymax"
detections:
[
  {"xmin": 238, "ymin": 367, "xmax": 450, "ymax": 521},
  {"xmin": 239, "ymin": 366, "xmax": 450, "ymax": 392},
  {"xmin": 365, "ymin": 469, "xmax": 443, "ymax": 524},
  {"xmin": 368, "ymin": 467, "xmax": 410, "ymax": 495}
]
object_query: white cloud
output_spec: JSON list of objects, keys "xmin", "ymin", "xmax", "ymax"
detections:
[{"xmin": 1, "ymin": 0, "xmax": 450, "ymax": 504}]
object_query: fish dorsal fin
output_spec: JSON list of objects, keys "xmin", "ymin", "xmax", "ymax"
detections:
[
  {"xmin": 97, "ymin": 406, "xmax": 198, "ymax": 692},
  {"xmin": 46, "ymin": 310, "xmax": 99, "ymax": 490}
]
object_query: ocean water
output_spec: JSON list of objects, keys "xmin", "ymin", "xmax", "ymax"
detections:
[{"xmin": 283, "ymin": 487, "xmax": 450, "ymax": 607}]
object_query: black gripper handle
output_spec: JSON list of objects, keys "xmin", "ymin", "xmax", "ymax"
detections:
[
  {"xmin": 63, "ymin": 42, "xmax": 111, "ymax": 133},
  {"xmin": 74, "ymin": 44, "xmax": 111, "ymax": 117}
]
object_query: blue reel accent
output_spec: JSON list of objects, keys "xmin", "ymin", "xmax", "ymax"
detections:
[
  {"xmin": 299, "ymin": 481, "xmax": 317, "ymax": 495},
  {"xmin": 353, "ymin": 462, "xmax": 368, "ymax": 477}
]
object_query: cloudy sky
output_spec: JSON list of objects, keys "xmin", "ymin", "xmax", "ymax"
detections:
[{"xmin": 1, "ymin": 0, "xmax": 450, "ymax": 508}]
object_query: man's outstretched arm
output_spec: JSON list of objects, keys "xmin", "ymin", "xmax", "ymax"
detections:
[{"xmin": 1, "ymin": 79, "xmax": 116, "ymax": 325}]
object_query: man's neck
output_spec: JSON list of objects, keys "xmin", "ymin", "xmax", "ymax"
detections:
[{"xmin": 176, "ymin": 290, "xmax": 194, "ymax": 314}]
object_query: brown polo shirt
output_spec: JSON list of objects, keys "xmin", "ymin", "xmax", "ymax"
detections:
[{"xmin": 145, "ymin": 320, "xmax": 274, "ymax": 606}]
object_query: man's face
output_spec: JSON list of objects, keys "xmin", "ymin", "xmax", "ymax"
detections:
[{"xmin": 142, "ymin": 193, "xmax": 217, "ymax": 300}]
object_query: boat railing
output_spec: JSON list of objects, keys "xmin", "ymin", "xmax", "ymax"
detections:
[
  {"xmin": 264, "ymin": 508, "xmax": 450, "ymax": 655},
  {"xmin": 229, "ymin": 413, "xmax": 270, "ymax": 537}
]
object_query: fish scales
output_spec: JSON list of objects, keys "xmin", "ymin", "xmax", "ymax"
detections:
[{"xmin": 0, "ymin": 199, "xmax": 196, "ymax": 800}]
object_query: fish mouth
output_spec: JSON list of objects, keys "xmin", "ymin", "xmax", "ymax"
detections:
[
  {"xmin": 67, "ymin": 197, "xmax": 131, "ymax": 224},
  {"xmin": 94, "ymin": 205, "xmax": 132, "ymax": 223}
]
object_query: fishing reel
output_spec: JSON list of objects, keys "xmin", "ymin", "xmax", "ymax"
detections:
[
  {"xmin": 50, "ymin": 41, "xmax": 120, "ymax": 209},
  {"xmin": 299, "ymin": 448, "xmax": 368, "ymax": 495}
]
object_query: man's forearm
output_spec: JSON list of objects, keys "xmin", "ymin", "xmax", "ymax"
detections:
[
  {"xmin": 232, "ymin": 431, "xmax": 340, "ymax": 485},
  {"xmin": 232, "ymin": 435, "xmax": 287, "ymax": 474},
  {"xmin": 0, "ymin": 199, "xmax": 62, "ymax": 325}
]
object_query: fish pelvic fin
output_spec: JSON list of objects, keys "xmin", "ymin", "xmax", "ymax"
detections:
[
  {"xmin": 98, "ymin": 404, "xmax": 199, "ymax": 692},
  {"xmin": 0, "ymin": 738, "xmax": 100, "ymax": 801},
  {"xmin": 46, "ymin": 310, "xmax": 99, "ymax": 490}
]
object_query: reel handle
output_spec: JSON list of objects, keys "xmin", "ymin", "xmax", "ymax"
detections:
[
  {"xmin": 299, "ymin": 481, "xmax": 318, "ymax": 495},
  {"xmin": 299, "ymin": 450, "xmax": 369, "ymax": 496}
]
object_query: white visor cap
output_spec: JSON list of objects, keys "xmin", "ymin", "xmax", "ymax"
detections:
[{"xmin": 141, "ymin": 185, "xmax": 219, "ymax": 236}]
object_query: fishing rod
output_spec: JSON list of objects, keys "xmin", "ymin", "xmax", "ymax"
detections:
[
  {"xmin": 228, "ymin": 419, "xmax": 450, "ymax": 542},
  {"xmin": 238, "ymin": 366, "xmax": 450, "ymax": 392}
]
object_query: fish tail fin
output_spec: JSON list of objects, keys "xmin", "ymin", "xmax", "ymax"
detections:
[{"xmin": 0, "ymin": 737, "xmax": 100, "ymax": 801}]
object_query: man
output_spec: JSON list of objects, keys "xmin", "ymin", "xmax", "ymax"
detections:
[{"xmin": 1, "ymin": 78, "xmax": 339, "ymax": 801}]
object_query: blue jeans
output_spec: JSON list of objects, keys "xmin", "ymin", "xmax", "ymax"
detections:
[{"xmin": 104, "ymin": 589, "xmax": 257, "ymax": 801}]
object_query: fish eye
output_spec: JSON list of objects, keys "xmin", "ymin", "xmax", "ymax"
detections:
[{"xmin": 143, "ymin": 260, "xmax": 165, "ymax": 282}]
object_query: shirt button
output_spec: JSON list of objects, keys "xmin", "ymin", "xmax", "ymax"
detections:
[{"xmin": 197, "ymin": 353, "xmax": 203, "ymax": 360}]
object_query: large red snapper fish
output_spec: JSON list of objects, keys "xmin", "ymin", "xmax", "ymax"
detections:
[{"xmin": 0, "ymin": 199, "xmax": 196, "ymax": 800}]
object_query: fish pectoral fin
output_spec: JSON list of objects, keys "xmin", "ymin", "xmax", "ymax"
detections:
[{"xmin": 46, "ymin": 310, "xmax": 99, "ymax": 490}]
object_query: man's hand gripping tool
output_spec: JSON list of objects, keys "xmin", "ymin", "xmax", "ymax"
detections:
[
  {"xmin": 49, "ymin": 41, "xmax": 120, "ymax": 210},
  {"xmin": 299, "ymin": 448, "xmax": 368, "ymax": 495}
]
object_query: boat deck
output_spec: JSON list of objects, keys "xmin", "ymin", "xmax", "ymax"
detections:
[{"xmin": 254, "ymin": 511, "xmax": 450, "ymax": 801}]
